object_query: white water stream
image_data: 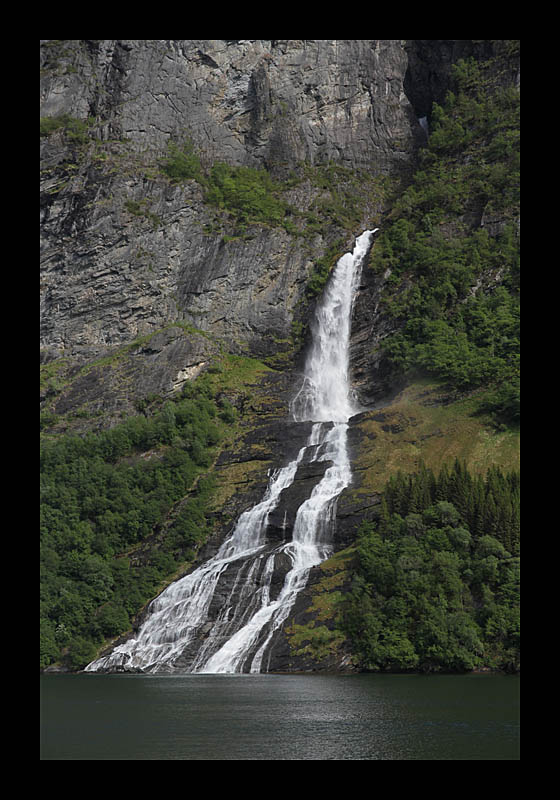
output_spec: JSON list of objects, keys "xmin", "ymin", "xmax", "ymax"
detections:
[{"xmin": 86, "ymin": 230, "xmax": 376, "ymax": 674}]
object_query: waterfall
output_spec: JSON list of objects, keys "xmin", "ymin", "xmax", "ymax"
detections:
[{"xmin": 85, "ymin": 229, "xmax": 376, "ymax": 674}]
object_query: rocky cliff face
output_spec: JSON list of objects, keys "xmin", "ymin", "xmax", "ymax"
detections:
[
  {"xmin": 42, "ymin": 40, "xmax": 485, "ymax": 672},
  {"xmin": 41, "ymin": 40, "xmax": 417, "ymax": 172},
  {"xmin": 40, "ymin": 40, "xmax": 422, "ymax": 387}
]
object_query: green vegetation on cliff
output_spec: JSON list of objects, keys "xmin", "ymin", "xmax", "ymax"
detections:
[
  {"xmin": 40, "ymin": 42, "xmax": 519, "ymax": 675},
  {"xmin": 349, "ymin": 379, "xmax": 519, "ymax": 499},
  {"xmin": 161, "ymin": 139, "xmax": 294, "ymax": 233},
  {"xmin": 372, "ymin": 54, "xmax": 519, "ymax": 425},
  {"xmin": 160, "ymin": 138, "xmax": 385, "ymax": 243},
  {"xmin": 40, "ymin": 113, "xmax": 93, "ymax": 143},
  {"xmin": 40, "ymin": 354, "xmax": 270, "ymax": 670},
  {"xmin": 343, "ymin": 460, "xmax": 519, "ymax": 673}
]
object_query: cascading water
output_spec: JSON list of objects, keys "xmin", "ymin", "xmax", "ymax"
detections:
[{"xmin": 85, "ymin": 229, "xmax": 376, "ymax": 675}]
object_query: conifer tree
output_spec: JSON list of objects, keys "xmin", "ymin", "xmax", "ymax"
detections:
[
  {"xmin": 483, "ymin": 491, "xmax": 499, "ymax": 537},
  {"xmin": 510, "ymin": 502, "xmax": 520, "ymax": 556},
  {"xmin": 435, "ymin": 463, "xmax": 450, "ymax": 501},
  {"xmin": 378, "ymin": 495, "xmax": 391, "ymax": 538}
]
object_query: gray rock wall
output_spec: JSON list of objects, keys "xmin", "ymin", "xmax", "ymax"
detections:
[
  {"xmin": 41, "ymin": 40, "xmax": 419, "ymax": 371},
  {"xmin": 41, "ymin": 40, "xmax": 417, "ymax": 172}
]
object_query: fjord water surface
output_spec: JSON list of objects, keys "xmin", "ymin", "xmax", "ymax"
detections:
[{"xmin": 41, "ymin": 673, "xmax": 520, "ymax": 760}]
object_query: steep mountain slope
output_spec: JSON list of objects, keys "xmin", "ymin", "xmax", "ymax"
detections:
[
  {"xmin": 40, "ymin": 41, "xmax": 414, "ymax": 364},
  {"xmin": 40, "ymin": 40, "xmax": 519, "ymax": 672}
]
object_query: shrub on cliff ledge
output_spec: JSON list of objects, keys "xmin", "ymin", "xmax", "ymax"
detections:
[
  {"xmin": 161, "ymin": 140, "xmax": 292, "ymax": 231},
  {"xmin": 205, "ymin": 162, "xmax": 288, "ymax": 227},
  {"xmin": 40, "ymin": 114, "xmax": 92, "ymax": 143},
  {"xmin": 161, "ymin": 139, "xmax": 203, "ymax": 182}
]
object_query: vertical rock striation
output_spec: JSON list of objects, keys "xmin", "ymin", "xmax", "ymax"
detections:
[
  {"xmin": 41, "ymin": 40, "xmax": 418, "ymax": 373},
  {"xmin": 41, "ymin": 40, "xmax": 417, "ymax": 172}
]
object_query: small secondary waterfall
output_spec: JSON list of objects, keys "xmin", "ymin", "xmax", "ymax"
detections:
[{"xmin": 86, "ymin": 230, "xmax": 376, "ymax": 674}]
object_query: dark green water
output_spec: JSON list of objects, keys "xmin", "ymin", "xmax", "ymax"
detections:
[{"xmin": 40, "ymin": 673, "xmax": 519, "ymax": 760}]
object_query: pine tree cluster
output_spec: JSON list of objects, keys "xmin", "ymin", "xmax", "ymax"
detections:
[
  {"xmin": 382, "ymin": 459, "xmax": 520, "ymax": 555},
  {"xmin": 343, "ymin": 460, "xmax": 520, "ymax": 673}
]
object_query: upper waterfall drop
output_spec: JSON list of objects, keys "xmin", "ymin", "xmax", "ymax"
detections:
[
  {"xmin": 290, "ymin": 229, "xmax": 376, "ymax": 424},
  {"xmin": 85, "ymin": 229, "xmax": 377, "ymax": 675}
]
